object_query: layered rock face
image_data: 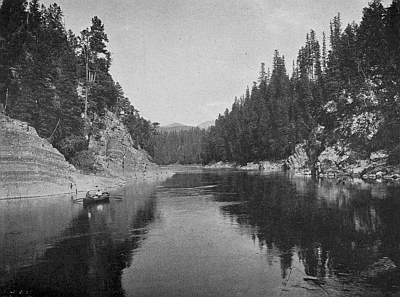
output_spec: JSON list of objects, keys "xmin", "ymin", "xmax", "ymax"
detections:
[
  {"xmin": 85, "ymin": 111, "xmax": 159, "ymax": 178},
  {"xmin": 0, "ymin": 113, "xmax": 76, "ymax": 198}
]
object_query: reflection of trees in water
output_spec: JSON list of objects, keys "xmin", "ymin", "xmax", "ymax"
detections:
[
  {"xmin": 370, "ymin": 186, "xmax": 400, "ymax": 291},
  {"xmin": 215, "ymin": 173, "xmax": 400, "ymax": 292},
  {"xmin": 1, "ymin": 196, "xmax": 158, "ymax": 297}
]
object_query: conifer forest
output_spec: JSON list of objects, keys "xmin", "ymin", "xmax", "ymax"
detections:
[
  {"xmin": 0, "ymin": 0, "xmax": 157, "ymax": 161},
  {"xmin": 1, "ymin": 0, "xmax": 400, "ymax": 167}
]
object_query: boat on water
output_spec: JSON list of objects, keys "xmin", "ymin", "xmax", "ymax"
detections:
[{"xmin": 83, "ymin": 191, "xmax": 110, "ymax": 205}]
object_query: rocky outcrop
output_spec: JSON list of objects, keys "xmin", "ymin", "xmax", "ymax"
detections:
[
  {"xmin": 0, "ymin": 113, "xmax": 77, "ymax": 198},
  {"xmin": 285, "ymin": 143, "xmax": 309, "ymax": 170},
  {"xmin": 76, "ymin": 111, "xmax": 166, "ymax": 179},
  {"xmin": 284, "ymin": 140, "xmax": 400, "ymax": 182},
  {"xmin": 0, "ymin": 111, "xmax": 173, "ymax": 198}
]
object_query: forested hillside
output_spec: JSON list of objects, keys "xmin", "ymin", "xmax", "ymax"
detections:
[
  {"xmin": 3, "ymin": 0, "xmax": 400, "ymax": 171},
  {"xmin": 0, "ymin": 0, "xmax": 157, "ymax": 161},
  {"xmin": 202, "ymin": 0, "xmax": 400, "ymax": 168},
  {"xmin": 153, "ymin": 128, "xmax": 206, "ymax": 165}
]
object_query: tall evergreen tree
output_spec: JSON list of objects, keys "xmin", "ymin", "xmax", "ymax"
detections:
[
  {"xmin": 373, "ymin": 0, "xmax": 400, "ymax": 151},
  {"xmin": 357, "ymin": 0, "xmax": 386, "ymax": 80},
  {"xmin": 0, "ymin": 0, "xmax": 28, "ymax": 112},
  {"xmin": 78, "ymin": 16, "xmax": 113, "ymax": 116}
]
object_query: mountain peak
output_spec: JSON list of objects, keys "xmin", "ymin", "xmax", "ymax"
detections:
[
  {"xmin": 163, "ymin": 122, "xmax": 186, "ymax": 128},
  {"xmin": 159, "ymin": 120, "xmax": 214, "ymax": 132}
]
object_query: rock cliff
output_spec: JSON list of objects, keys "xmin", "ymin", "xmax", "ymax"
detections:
[
  {"xmin": 78, "ymin": 111, "xmax": 160, "ymax": 179},
  {"xmin": 0, "ymin": 111, "xmax": 172, "ymax": 199},
  {"xmin": 0, "ymin": 113, "xmax": 77, "ymax": 198}
]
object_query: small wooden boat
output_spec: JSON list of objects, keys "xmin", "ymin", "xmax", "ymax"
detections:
[{"xmin": 83, "ymin": 191, "xmax": 110, "ymax": 205}]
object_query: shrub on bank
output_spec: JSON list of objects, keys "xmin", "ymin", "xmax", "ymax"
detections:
[
  {"xmin": 70, "ymin": 149, "xmax": 97, "ymax": 174},
  {"xmin": 54, "ymin": 135, "xmax": 88, "ymax": 161}
]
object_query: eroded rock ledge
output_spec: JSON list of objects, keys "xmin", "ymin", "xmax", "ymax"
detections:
[
  {"xmin": 0, "ymin": 113, "xmax": 77, "ymax": 198},
  {"xmin": 0, "ymin": 112, "xmax": 173, "ymax": 199}
]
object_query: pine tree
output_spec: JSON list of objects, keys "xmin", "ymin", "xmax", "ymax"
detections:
[
  {"xmin": 258, "ymin": 62, "xmax": 267, "ymax": 97},
  {"xmin": 78, "ymin": 16, "xmax": 112, "ymax": 116},
  {"xmin": 385, "ymin": 0, "xmax": 400, "ymax": 77},
  {"xmin": 0, "ymin": 0, "xmax": 28, "ymax": 112},
  {"xmin": 267, "ymin": 50, "xmax": 293, "ymax": 158},
  {"xmin": 373, "ymin": 0, "xmax": 400, "ymax": 151},
  {"xmin": 357, "ymin": 0, "xmax": 386, "ymax": 80},
  {"xmin": 322, "ymin": 32, "xmax": 327, "ymax": 74}
]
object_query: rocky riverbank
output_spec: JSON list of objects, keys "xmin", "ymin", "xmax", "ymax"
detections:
[
  {"xmin": 203, "ymin": 142, "xmax": 400, "ymax": 184},
  {"xmin": 70, "ymin": 111, "xmax": 174, "ymax": 193},
  {"xmin": 0, "ymin": 112, "xmax": 173, "ymax": 199},
  {"xmin": 203, "ymin": 160, "xmax": 285, "ymax": 171},
  {"xmin": 284, "ymin": 143, "xmax": 400, "ymax": 183}
]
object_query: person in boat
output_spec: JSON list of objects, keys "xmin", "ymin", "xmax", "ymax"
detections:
[
  {"xmin": 85, "ymin": 190, "xmax": 91, "ymax": 198},
  {"xmin": 95, "ymin": 188, "xmax": 103, "ymax": 198}
]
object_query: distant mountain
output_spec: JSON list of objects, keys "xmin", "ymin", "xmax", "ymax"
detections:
[
  {"xmin": 197, "ymin": 120, "xmax": 214, "ymax": 129},
  {"xmin": 158, "ymin": 122, "xmax": 193, "ymax": 132},
  {"xmin": 158, "ymin": 120, "xmax": 214, "ymax": 132},
  {"xmin": 163, "ymin": 122, "xmax": 186, "ymax": 128}
]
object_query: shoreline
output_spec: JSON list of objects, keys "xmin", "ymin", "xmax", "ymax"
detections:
[
  {"xmin": 0, "ymin": 168, "xmax": 175, "ymax": 200},
  {"xmin": 74, "ymin": 168, "xmax": 175, "ymax": 193},
  {"xmin": 203, "ymin": 160, "xmax": 400, "ymax": 184},
  {"xmin": 4, "ymin": 160, "xmax": 399, "ymax": 200}
]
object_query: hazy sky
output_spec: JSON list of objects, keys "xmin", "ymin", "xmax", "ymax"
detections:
[{"xmin": 40, "ymin": 0, "xmax": 389, "ymax": 126}]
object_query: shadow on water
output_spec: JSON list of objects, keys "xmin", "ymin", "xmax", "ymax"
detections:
[
  {"xmin": 208, "ymin": 171, "xmax": 400, "ymax": 295},
  {"xmin": 0, "ymin": 181, "xmax": 161, "ymax": 297}
]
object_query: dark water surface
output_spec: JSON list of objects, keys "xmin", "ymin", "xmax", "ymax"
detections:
[{"xmin": 1, "ymin": 170, "xmax": 400, "ymax": 296}]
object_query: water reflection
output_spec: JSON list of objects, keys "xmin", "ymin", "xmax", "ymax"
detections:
[
  {"xmin": 0, "ymin": 181, "xmax": 161, "ymax": 296},
  {"xmin": 1, "ymin": 172, "xmax": 399, "ymax": 296},
  {"xmin": 213, "ymin": 171, "xmax": 400, "ymax": 294}
]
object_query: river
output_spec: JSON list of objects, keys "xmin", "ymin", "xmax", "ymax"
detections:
[{"xmin": 0, "ymin": 169, "xmax": 399, "ymax": 296}]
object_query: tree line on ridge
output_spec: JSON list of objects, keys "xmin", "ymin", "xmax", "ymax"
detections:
[
  {"xmin": 2, "ymin": 0, "xmax": 400, "ymax": 169},
  {"xmin": 200, "ymin": 0, "xmax": 400, "ymax": 167},
  {"xmin": 0, "ymin": 0, "xmax": 157, "ymax": 162}
]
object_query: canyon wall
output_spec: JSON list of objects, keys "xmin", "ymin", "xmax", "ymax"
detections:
[
  {"xmin": 0, "ymin": 111, "xmax": 171, "ymax": 199},
  {"xmin": 0, "ymin": 113, "xmax": 77, "ymax": 198},
  {"xmin": 83, "ymin": 111, "xmax": 160, "ymax": 179}
]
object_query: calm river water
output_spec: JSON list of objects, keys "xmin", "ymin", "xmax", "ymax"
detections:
[{"xmin": 0, "ymin": 169, "xmax": 400, "ymax": 296}]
